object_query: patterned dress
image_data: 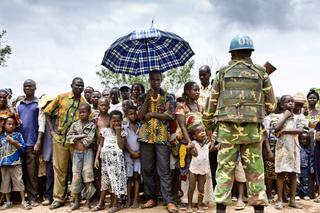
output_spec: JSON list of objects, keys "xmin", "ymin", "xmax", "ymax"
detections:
[
  {"xmin": 100, "ymin": 128, "xmax": 127, "ymax": 198},
  {"xmin": 274, "ymin": 113, "xmax": 306, "ymax": 173}
]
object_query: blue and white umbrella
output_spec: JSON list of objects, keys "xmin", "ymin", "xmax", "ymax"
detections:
[{"xmin": 101, "ymin": 28, "xmax": 194, "ymax": 76}]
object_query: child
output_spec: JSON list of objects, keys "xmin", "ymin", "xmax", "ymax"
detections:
[
  {"xmin": 96, "ymin": 97, "xmax": 110, "ymax": 130},
  {"xmin": 66, "ymin": 103, "xmax": 96, "ymax": 211},
  {"xmin": 93, "ymin": 97, "xmax": 110, "ymax": 201},
  {"xmin": 0, "ymin": 116, "xmax": 31, "ymax": 210},
  {"xmin": 91, "ymin": 91, "xmax": 102, "ymax": 119},
  {"xmin": 185, "ymin": 114, "xmax": 210, "ymax": 213},
  {"xmin": 124, "ymin": 106, "xmax": 141, "ymax": 208},
  {"xmin": 273, "ymin": 95, "xmax": 305, "ymax": 210},
  {"xmin": 93, "ymin": 110, "xmax": 127, "ymax": 213},
  {"xmin": 122, "ymin": 99, "xmax": 133, "ymax": 126},
  {"xmin": 298, "ymin": 129, "xmax": 314, "ymax": 200}
]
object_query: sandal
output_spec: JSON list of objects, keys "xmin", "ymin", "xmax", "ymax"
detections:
[
  {"xmin": 21, "ymin": 201, "xmax": 32, "ymax": 210},
  {"xmin": 199, "ymin": 203, "xmax": 209, "ymax": 210},
  {"xmin": 289, "ymin": 202, "xmax": 303, "ymax": 209},
  {"xmin": 168, "ymin": 203, "xmax": 179, "ymax": 213},
  {"xmin": 179, "ymin": 203, "xmax": 187, "ymax": 210},
  {"xmin": 131, "ymin": 201, "xmax": 139, "ymax": 209},
  {"xmin": 186, "ymin": 207, "xmax": 194, "ymax": 213},
  {"xmin": 141, "ymin": 199, "xmax": 157, "ymax": 209},
  {"xmin": 314, "ymin": 197, "xmax": 320, "ymax": 203},
  {"xmin": 235, "ymin": 202, "xmax": 245, "ymax": 210},
  {"xmin": 91, "ymin": 205, "xmax": 105, "ymax": 212},
  {"xmin": 108, "ymin": 207, "xmax": 121, "ymax": 213},
  {"xmin": 0, "ymin": 201, "xmax": 13, "ymax": 210},
  {"xmin": 274, "ymin": 202, "xmax": 283, "ymax": 210}
]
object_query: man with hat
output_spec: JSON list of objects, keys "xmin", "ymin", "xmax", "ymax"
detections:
[
  {"xmin": 203, "ymin": 35, "xmax": 276, "ymax": 213},
  {"xmin": 120, "ymin": 84, "xmax": 131, "ymax": 101}
]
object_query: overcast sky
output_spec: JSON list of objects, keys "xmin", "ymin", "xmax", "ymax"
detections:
[{"xmin": 1, "ymin": 0, "xmax": 320, "ymax": 98}]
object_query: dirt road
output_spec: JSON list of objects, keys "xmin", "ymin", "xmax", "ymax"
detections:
[{"xmin": 1, "ymin": 199, "xmax": 320, "ymax": 213}]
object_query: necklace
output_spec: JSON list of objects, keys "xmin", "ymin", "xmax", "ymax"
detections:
[{"xmin": 150, "ymin": 94, "xmax": 161, "ymax": 102}]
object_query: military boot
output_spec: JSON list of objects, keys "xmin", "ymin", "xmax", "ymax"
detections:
[
  {"xmin": 254, "ymin": 205, "xmax": 264, "ymax": 213},
  {"xmin": 216, "ymin": 203, "xmax": 226, "ymax": 213}
]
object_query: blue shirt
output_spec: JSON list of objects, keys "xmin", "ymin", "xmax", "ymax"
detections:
[
  {"xmin": 0, "ymin": 132, "xmax": 26, "ymax": 166},
  {"xmin": 18, "ymin": 98, "xmax": 39, "ymax": 147}
]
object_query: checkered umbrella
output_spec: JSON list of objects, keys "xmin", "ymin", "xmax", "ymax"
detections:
[{"xmin": 101, "ymin": 28, "xmax": 194, "ymax": 76}]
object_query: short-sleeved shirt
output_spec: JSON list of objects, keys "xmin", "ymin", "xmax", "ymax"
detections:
[
  {"xmin": 198, "ymin": 84, "xmax": 212, "ymax": 108},
  {"xmin": 44, "ymin": 92, "xmax": 86, "ymax": 144},
  {"xmin": 17, "ymin": 98, "xmax": 39, "ymax": 146},
  {"xmin": 138, "ymin": 91, "xmax": 175, "ymax": 145},
  {"xmin": 66, "ymin": 120, "xmax": 96, "ymax": 147},
  {"xmin": 0, "ymin": 131, "xmax": 26, "ymax": 166},
  {"xmin": 108, "ymin": 102, "xmax": 123, "ymax": 114}
]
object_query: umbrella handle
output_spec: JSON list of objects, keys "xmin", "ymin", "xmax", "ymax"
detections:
[{"xmin": 145, "ymin": 38, "xmax": 150, "ymax": 72}]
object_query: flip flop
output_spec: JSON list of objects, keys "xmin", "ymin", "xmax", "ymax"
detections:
[
  {"xmin": 91, "ymin": 205, "xmax": 105, "ymax": 212},
  {"xmin": 235, "ymin": 203, "xmax": 245, "ymax": 210},
  {"xmin": 314, "ymin": 197, "xmax": 320, "ymax": 203},
  {"xmin": 289, "ymin": 203, "xmax": 303, "ymax": 209},
  {"xmin": 107, "ymin": 207, "xmax": 121, "ymax": 213},
  {"xmin": 168, "ymin": 203, "xmax": 179, "ymax": 213},
  {"xmin": 200, "ymin": 203, "xmax": 209, "ymax": 210},
  {"xmin": 274, "ymin": 202, "xmax": 283, "ymax": 210},
  {"xmin": 186, "ymin": 208, "xmax": 194, "ymax": 213},
  {"xmin": 141, "ymin": 200, "xmax": 157, "ymax": 209}
]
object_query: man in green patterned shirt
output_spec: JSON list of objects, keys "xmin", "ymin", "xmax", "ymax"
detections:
[{"xmin": 44, "ymin": 77, "xmax": 86, "ymax": 209}]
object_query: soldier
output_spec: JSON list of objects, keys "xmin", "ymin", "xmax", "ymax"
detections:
[{"xmin": 203, "ymin": 35, "xmax": 276, "ymax": 213}]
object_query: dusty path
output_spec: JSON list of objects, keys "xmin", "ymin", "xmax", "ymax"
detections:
[{"xmin": 1, "ymin": 200, "xmax": 320, "ymax": 213}]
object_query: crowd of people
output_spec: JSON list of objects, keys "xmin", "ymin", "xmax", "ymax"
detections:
[{"xmin": 0, "ymin": 35, "xmax": 320, "ymax": 213}]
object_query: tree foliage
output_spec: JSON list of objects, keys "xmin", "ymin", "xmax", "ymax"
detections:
[
  {"xmin": 96, "ymin": 59, "xmax": 195, "ymax": 94},
  {"xmin": 0, "ymin": 30, "xmax": 12, "ymax": 67}
]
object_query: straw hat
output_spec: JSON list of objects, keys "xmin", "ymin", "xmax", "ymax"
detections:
[
  {"xmin": 39, "ymin": 95, "xmax": 55, "ymax": 108},
  {"xmin": 293, "ymin": 92, "xmax": 306, "ymax": 104}
]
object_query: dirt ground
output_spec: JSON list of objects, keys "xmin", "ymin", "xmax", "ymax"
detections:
[{"xmin": 1, "ymin": 199, "xmax": 320, "ymax": 213}]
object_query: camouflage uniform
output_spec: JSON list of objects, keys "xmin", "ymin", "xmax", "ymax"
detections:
[{"xmin": 203, "ymin": 58, "xmax": 276, "ymax": 205}]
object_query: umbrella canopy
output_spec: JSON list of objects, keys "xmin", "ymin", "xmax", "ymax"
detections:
[{"xmin": 101, "ymin": 28, "xmax": 194, "ymax": 76}]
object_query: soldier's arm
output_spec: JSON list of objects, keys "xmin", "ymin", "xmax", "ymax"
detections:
[{"xmin": 203, "ymin": 73, "xmax": 220, "ymax": 130}]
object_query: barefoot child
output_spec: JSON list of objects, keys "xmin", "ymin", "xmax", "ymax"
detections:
[
  {"xmin": 93, "ymin": 110, "xmax": 127, "ymax": 213},
  {"xmin": 185, "ymin": 115, "xmax": 210, "ymax": 213},
  {"xmin": 274, "ymin": 95, "xmax": 305, "ymax": 210},
  {"xmin": 298, "ymin": 129, "xmax": 314, "ymax": 200},
  {"xmin": 66, "ymin": 103, "xmax": 96, "ymax": 211},
  {"xmin": 124, "ymin": 106, "xmax": 141, "ymax": 208},
  {"xmin": 93, "ymin": 97, "xmax": 110, "ymax": 201},
  {"xmin": 0, "ymin": 116, "xmax": 31, "ymax": 210}
]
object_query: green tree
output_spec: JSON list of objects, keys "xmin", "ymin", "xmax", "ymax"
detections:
[
  {"xmin": 162, "ymin": 60, "xmax": 194, "ymax": 94},
  {"xmin": 96, "ymin": 69, "xmax": 149, "ymax": 90},
  {"xmin": 0, "ymin": 30, "xmax": 12, "ymax": 67},
  {"xmin": 96, "ymin": 59, "xmax": 194, "ymax": 94}
]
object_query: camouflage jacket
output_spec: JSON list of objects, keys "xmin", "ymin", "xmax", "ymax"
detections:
[{"xmin": 203, "ymin": 58, "xmax": 276, "ymax": 130}]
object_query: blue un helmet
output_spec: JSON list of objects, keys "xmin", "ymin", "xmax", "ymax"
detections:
[{"xmin": 229, "ymin": 34, "xmax": 254, "ymax": 52}]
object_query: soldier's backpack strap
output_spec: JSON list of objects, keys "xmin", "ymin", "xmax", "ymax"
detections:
[{"xmin": 241, "ymin": 61, "xmax": 265, "ymax": 80}]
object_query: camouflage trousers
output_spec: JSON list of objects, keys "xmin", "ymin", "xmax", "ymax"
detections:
[{"xmin": 214, "ymin": 123, "xmax": 268, "ymax": 206}]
